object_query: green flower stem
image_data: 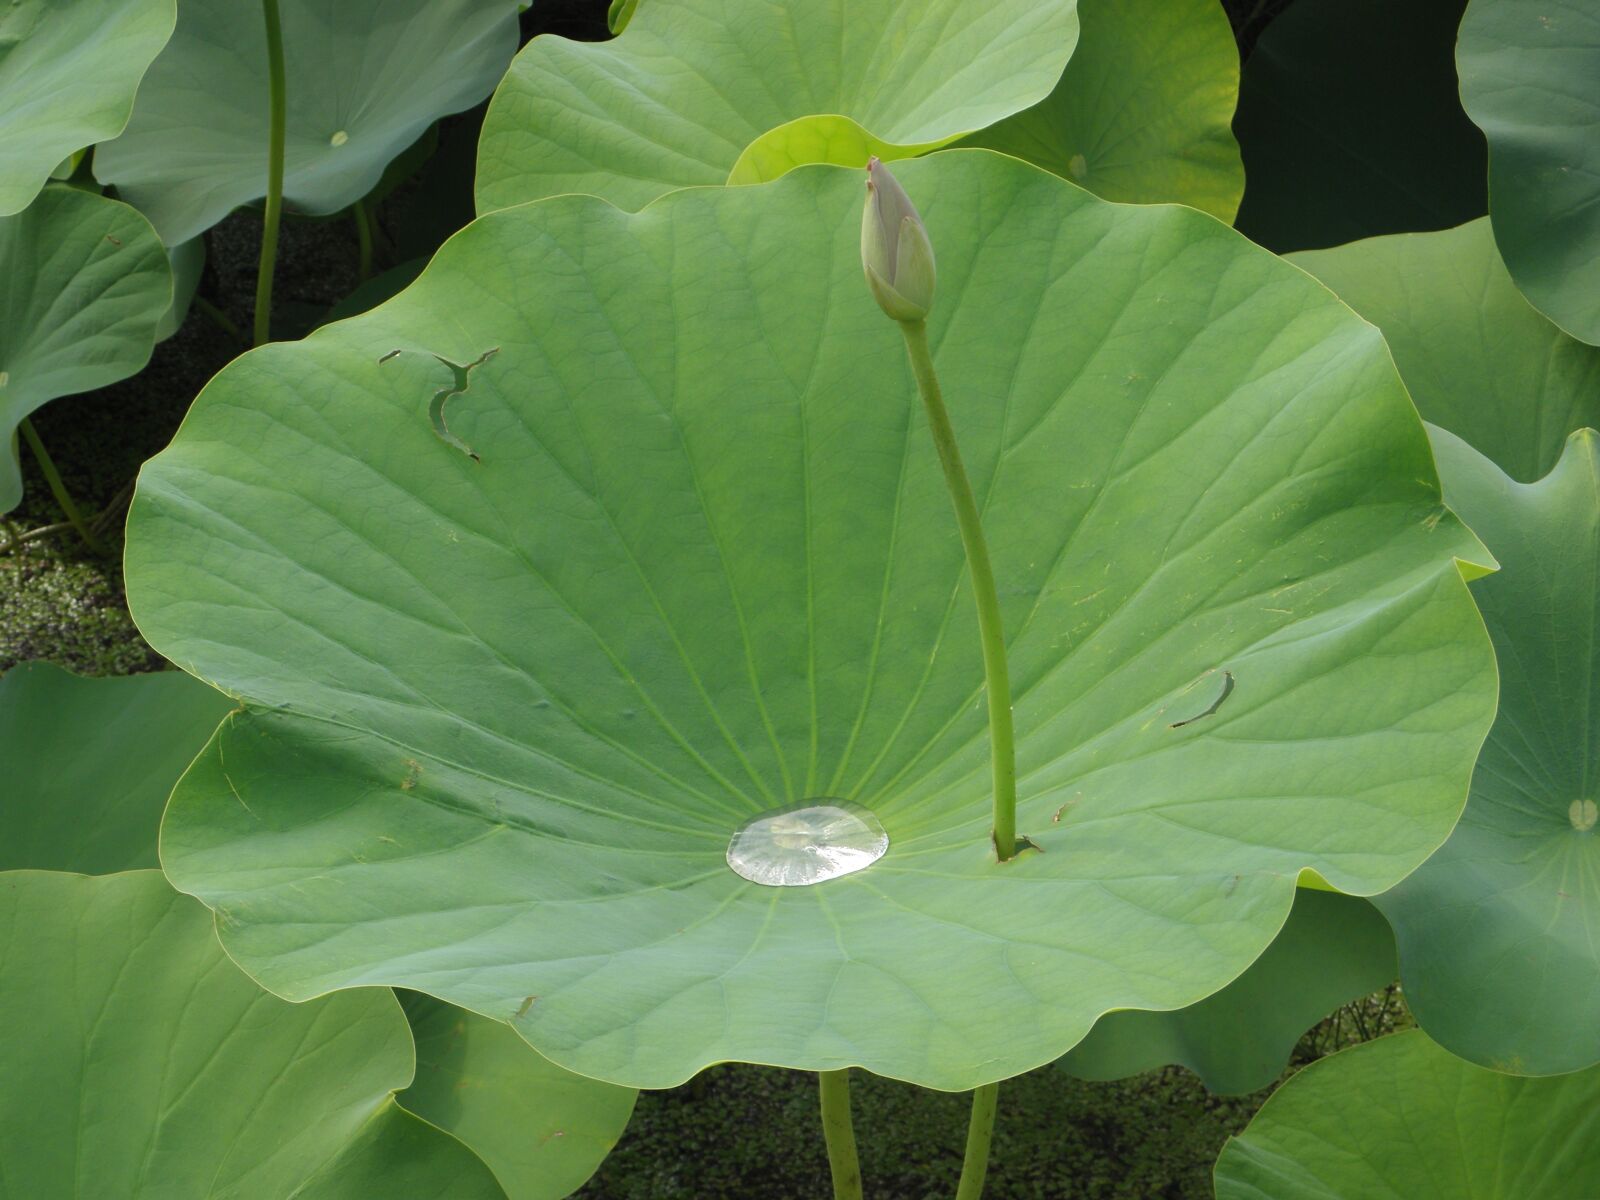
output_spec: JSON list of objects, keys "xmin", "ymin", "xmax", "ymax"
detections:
[
  {"xmin": 353, "ymin": 198, "xmax": 374, "ymax": 282},
  {"xmin": 818, "ymin": 1069, "xmax": 864, "ymax": 1200},
  {"xmin": 954, "ymin": 1082, "xmax": 1000, "ymax": 1200},
  {"xmin": 19, "ymin": 419, "xmax": 103, "ymax": 554},
  {"xmin": 253, "ymin": 0, "xmax": 287, "ymax": 347},
  {"xmin": 898, "ymin": 319, "xmax": 1018, "ymax": 860}
]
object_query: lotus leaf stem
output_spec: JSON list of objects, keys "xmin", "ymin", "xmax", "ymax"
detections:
[
  {"xmin": 18, "ymin": 419, "xmax": 102, "ymax": 554},
  {"xmin": 954, "ymin": 1081, "xmax": 1000, "ymax": 1200},
  {"xmin": 354, "ymin": 198, "xmax": 374, "ymax": 282},
  {"xmin": 898, "ymin": 319, "xmax": 1018, "ymax": 861},
  {"xmin": 253, "ymin": 0, "xmax": 287, "ymax": 347},
  {"xmin": 818, "ymin": 1069, "xmax": 864, "ymax": 1200}
]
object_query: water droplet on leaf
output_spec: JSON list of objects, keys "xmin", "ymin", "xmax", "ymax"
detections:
[{"xmin": 726, "ymin": 800, "xmax": 888, "ymax": 886}]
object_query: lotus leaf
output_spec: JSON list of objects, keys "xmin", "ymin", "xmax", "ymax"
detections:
[
  {"xmin": 0, "ymin": 662, "xmax": 231, "ymax": 874},
  {"xmin": 1213, "ymin": 1029, "xmax": 1600, "ymax": 1199},
  {"xmin": 1371, "ymin": 428, "xmax": 1600, "ymax": 1075},
  {"xmin": 1232, "ymin": 0, "xmax": 1487, "ymax": 253},
  {"xmin": 0, "ymin": 0, "xmax": 175, "ymax": 217},
  {"xmin": 1290, "ymin": 219, "xmax": 1600, "ymax": 484},
  {"xmin": 130, "ymin": 151, "xmax": 1495, "ymax": 1090},
  {"xmin": 155, "ymin": 237, "xmax": 206, "ymax": 343},
  {"xmin": 1058, "ymin": 889, "xmax": 1396, "ymax": 1094},
  {"xmin": 0, "ymin": 869, "xmax": 507, "ymax": 1199},
  {"xmin": 94, "ymin": 0, "xmax": 523, "ymax": 246},
  {"xmin": 401, "ymin": 993, "xmax": 637, "ymax": 1200},
  {"xmin": 0, "ymin": 186, "xmax": 170, "ymax": 512},
  {"xmin": 1457, "ymin": 0, "xmax": 1600, "ymax": 344},
  {"xmin": 473, "ymin": 0, "xmax": 1078, "ymax": 214},
  {"xmin": 959, "ymin": 0, "xmax": 1244, "ymax": 220}
]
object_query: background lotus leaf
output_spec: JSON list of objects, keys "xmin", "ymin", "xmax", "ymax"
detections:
[
  {"xmin": 1213, "ymin": 1029, "xmax": 1600, "ymax": 1199},
  {"xmin": 401, "ymin": 993, "xmax": 638, "ymax": 1200},
  {"xmin": 1290, "ymin": 219, "xmax": 1600, "ymax": 484},
  {"xmin": 1457, "ymin": 0, "xmax": 1600, "ymax": 344},
  {"xmin": 131, "ymin": 151, "xmax": 1494, "ymax": 1091},
  {"xmin": 959, "ymin": 0, "xmax": 1243, "ymax": 220},
  {"xmin": 1371, "ymin": 428, "xmax": 1600, "ymax": 1075},
  {"xmin": 0, "ymin": 869, "xmax": 507, "ymax": 1199},
  {"xmin": 0, "ymin": 661, "xmax": 231, "ymax": 874},
  {"xmin": 94, "ymin": 0, "xmax": 523, "ymax": 246},
  {"xmin": 473, "ymin": 0, "xmax": 1078, "ymax": 214},
  {"xmin": 0, "ymin": 0, "xmax": 175, "ymax": 217},
  {"xmin": 1058, "ymin": 889, "xmax": 1396, "ymax": 1094},
  {"xmin": 0, "ymin": 186, "xmax": 170, "ymax": 512},
  {"xmin": 1232, "ymin": 0, "xmax": 1487, "ymax": 253}
]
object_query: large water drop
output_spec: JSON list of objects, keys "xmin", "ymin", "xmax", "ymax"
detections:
[{"xmin": 726, "ymin": 799, "xmax": 888, "ymax": 886}]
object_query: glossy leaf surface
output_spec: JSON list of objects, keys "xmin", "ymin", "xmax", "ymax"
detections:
[
  {"xmin": 401, "ymin": 993, "xmax": 637, "ymax": 1200},
  {"xmin": 1290, "ymin": 219, "xmax": 1600, "ymax": 484},
  {"xmin": 0, "ymin": 186, "xmax": 169, "ymax": 512},
  {"xmin": 1059, "ymin": 889, "xmax": 1396, "ymax": 1094},
  {"xmin": 1213, "ymin": 1030, "xmax": 1600, "ymax": 1199},
  {"xmin": 961, "ymin": 0, "xmax": 1244, "ymax": 219},
  {"xmin": 94, "ymin": 0, "xmax": 522, "ymax": 245},
  {"xmin": 1233, "ymin": 0, "xmax": 1486, "ymax": 252},
  {"xmin": 0, "ymin": 0, "xmax": 175, "ymax": 216},
  {"xmin": 131, "ymin": 151, "xmax": 1495, "ymax": 1090},
  {"xmin": 1457, "ymin": 0, "xmax": 1600, "ymax": 344},
  {"xmin": 0, "ymin": 662, "xmax": 232, "ymax": 874},
  {"xmin": 0, "ymin": 870, "xmax": 506, "ymax": 1199},
  {"xmin": 474, "ymin": 0, "xmax": 1078, "ymax": 213},
  {"xmin": 1373, "ymin": 429, "xmax": 1600, "ymax": 1075}
]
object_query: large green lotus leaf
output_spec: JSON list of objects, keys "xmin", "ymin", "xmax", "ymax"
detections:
[
  {"xmin": 1232, "ymin": 0, "xmax": 1487, "ymax": 253},
  {"xmin": 1058, "ymin": 889, "xmax": 1396, "ymax": 1095},
  {"xmin": 958, "ymin": 0, "xmax": 1243, "ymax": 220},
  {"xmin": 1458, "ymin": 0, "xmax": 1600, "ymax": 345},
  {"xmin": 473, "ymin": 0, "xmax": 1078, "ymax": 214},
  {"xmin": 0, "ymin": 0, "xmax": 175, "ymax": 217},
  {"xmin": 0, "ymin": 869, "xmax": 506, "ymax": 1199},
  {"xmin": 1370, "ymin": 428, "xmax": 1600, "ymax": 1075},
  {"xmin": 1290, "ymin": 220, "xmax": 1600, "ymax": 484},
  {"xmin": 400, "ymin": 993, "xmax": 637, "ymax": 1200},
  {"xmin": 0, "ymin": 186, "xmax": 170, "ymax": 512},
  {"xmin": 131, "ymin": 151, "xmax": 1495, "ymax": 1091},
  {"xmin": 93, "ymin": 0, "xmax": 521, "ymax": 246},
  {"xmin": 1212, "ymin": 1029, "xmax": 1600, "ymax": 1199},
  {"xmin": 0, "ymin": 662, "xmax": 232, "ymax": 874}
]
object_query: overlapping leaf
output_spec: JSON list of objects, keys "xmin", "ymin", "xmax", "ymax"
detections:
[
  {"xmin": 474, "ymin": 0, "xmax": 1078, "ymax": 213},
  {"xmin": 94, "ymin": 0, "xmax": 523, "ymax": 245},
  {"xmin": 402, "ymin": 994, "xmax": 637, "ymax": 1200},
  {"xmin": 130, "ymin": 151, "xmax": 1494, "ymax": 1090},
  {"xmin": 0, "ymin": 0, "xmax": 175, "ymax": 217},
  {"xmin": 0, "ymin": 870, "xmax": 508, "ymax": 1199},
  {"xmin": 1232, "ymin": 0, "xmax": 1486, "ymax": 252},
  {"xmin": 0, "ymin": 186, "xmax": 170, "ymax": 512},
  {"xmin": 1058, "ymin": 889, "xmax": 1397, "ymax": 1094},
  {"xmin": 0, "ymin": 662, "xmax": 232, "ymax": 874},
  {"xmin": 960, "ymin": 0, "xmax": 1244, "ymax": 219},
  {"xmin": 1371, "ymin": 429, "xmax": 1600, "ymax": 1075},
  {"xmin": 1213, "ymin": 1030, "xmax": 1600, "ymax": 1199},
  {"xmin": 1457, "ymin": 0, "xmax": 1600, "ymax": 344},
  {"xmin": 1290, "ymin": 219, "xmax": 1600, "ymax": 484}
]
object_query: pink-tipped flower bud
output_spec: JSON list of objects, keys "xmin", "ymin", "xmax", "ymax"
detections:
[{"xmin": 861, "ymin": 157, "xmax": 936, "ymax": 322}]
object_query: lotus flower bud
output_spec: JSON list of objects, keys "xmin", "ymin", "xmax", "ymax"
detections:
[{"xmin": 861, "ymin": 157, "xmax": 936, "ymax": 322}]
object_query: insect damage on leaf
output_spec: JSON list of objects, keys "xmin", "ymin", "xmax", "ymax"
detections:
[
  {"xmin": 380, "ymin": 346, "xmax": 499, "ymax": 461},
  {"xmin": 1170, "ymin": 671, "xmax": 1235, "ymax": 728}
]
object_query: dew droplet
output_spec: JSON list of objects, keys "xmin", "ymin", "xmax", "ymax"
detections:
[
  {"xmin": 1570, "ymin": 798, "xmax": 1597, "ymax": 832},
  {"xmin": 726, "ymin": 799, "xmax": 888, "ymax": 886},
  {"xmin": 329, "ymin": 130, "xmax": 349, "ymax": 147}
]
